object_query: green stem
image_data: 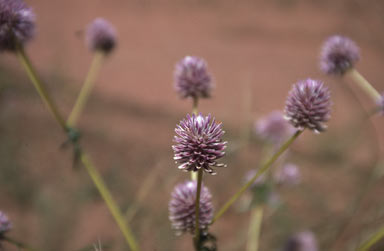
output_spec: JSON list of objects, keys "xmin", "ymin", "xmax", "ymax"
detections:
[
  {"xmin": 357, "ymin": 225, "xmax": 384, "ymax": 251},
  {"xmin": 212, "ymin": 130, "xmax": 303, "ymax": 224},
  {"xmin": 246, "ymin": 206, "xmax": 264, "ymax": 251},
  {"xmin": 347, "ymin": 69, "xmax": 381, "ymax": 102},
  {"xmin": 67, "ymin": 51, "xmax": 104, "ymax": 127},
  {"xmin": 194, "ymin": 169, "xmax": 204, "ymax": 250},
  {"xmin": 81, "ymin": 154, "xmax": 139, "ymax": 251},
  {"xmin": 15, "ymin": 47, "xmax": 139, "ymax": 251},
  {"xmin": 3, "ymin": 236, "xmax": 39, "ymax": 251},
  {"xmin": 16, "ymin": 46, "xmax": 67, "ymax": 130}
]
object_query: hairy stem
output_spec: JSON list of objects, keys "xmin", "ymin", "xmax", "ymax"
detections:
[
  {"xmin": 194, "ymin": 169, "xmax": 204, "ymax": 250},
  {"xmin": 212, "ymin": 130, "xmax": 303, "ymax": 224},
  {"xmin": 346, "ymin": 69, "xmax": 381, "ymax": 102},
  {"xmin": 67, "ymin": 51, "xmax": 104, "ymax": 126},
  {"xmin": 16, "ymin": 46, "xmax": 139, "ymax": 251}
]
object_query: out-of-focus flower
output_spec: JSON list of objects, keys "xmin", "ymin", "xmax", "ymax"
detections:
[
  {"xmin": 285, "ymin": 79, "xmax": 331, "ymax": 133},
  {"xmin": 255, "ymin": 111, "xmax": 295, "ymax": 144},
  {"xmin": 378, "ymin": 93, "xmax": 384, "ymax": 114},
  {"xmin": 320, "ymin": 35, "xmax": 359, "ymax": 75},
  {"xmin": 0, "ymin": 0, "xmax": 35, "ymax": 51},
  {"xmin": 274, "ymin": 163, "xmax": 301, "ymax": 186},
  {"xmin": 283, "ymin": 231, "xmax": 318, "ymax": 251},
  {"xmin": 174, "ymin": 56, "xmax": 213, "ymax": 99},
  {"xmin": 0, "ymin": 211, "xmax": 11, "ymax": 235},
  {"xmin": 172, "ymin": 113, "xmax": 227, "ymax": 175},
  {"xmin": 86, "ymin": 18, "xmax": 117, "ymax": 54},
  {"xmin": 169, "ymin": 181, "xmax": 213, "ymax": 235}
]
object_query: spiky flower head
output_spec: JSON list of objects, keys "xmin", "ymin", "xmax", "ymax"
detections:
[
  {"xmin": 0, "ymin": 0, "xmax": 35, "ymax": 51},
  {"xmin": 255, "ymin": 111, "xmax": 295, "ymax": 144},
  {"xmin": 86, "ymin": 18, "xmax": 117, "ymax": 54},
  {"xmin": 174, "ymin": 56, "xmax": 213, "ymax": 99},
  {"xmin": 283, "ymin": 231, "xmax": 318, "ymax": 251},
  {"xmin": 274, "ymin": 163, "xmax": 301, "ymax": 186},
  {"xmin": 169, "ymin": 181, "xmax": 213, "ymax": 235},
  {"xmin": 0, "ymin": 211, "xmax": 11, "ymax": 235},
  {"xmin": 285, "ymin": 79, "xmax": 331, "ymax": 133},
  {"xmin": 173, "ymin": 113, "xmax": 227, "ymax": 175},
  {"xmin": 320, "ymin": 35, "xmax": 360, "ymax": 75}
]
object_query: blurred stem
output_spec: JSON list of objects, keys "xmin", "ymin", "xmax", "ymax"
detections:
[
  {"xmin": 346, "ymin": 69, "xmax": 381, "ymax": 102},
  {"xmin": 246, "ymin": 206, "xmax": 264, "ymax": 251},
  {"xmin": 357, "ymin": 225, "xmax": 384, "ymax": 251},
  {"xmin": 16, "ymin": 46, "xmax": 67, "ymax": 130},
  {"xmin": 194, "ymin": 169, "xmax": 203, "ymax": 250},
  {"xmin": 15, "ymin": 47, "xmax": 139, "ymax": 251},
  {"xmin": 81, "ymin": 154, "xmax": 139, "ymax": 251},
  {"xmin": 3, "ymin": 236, "xmax": 39, "ymax": 251},
  {"xmin": 191, "ymin": 96, "xmax": 199, "ymax": 181},
  {"xmin": 68, "ymin": 51, "xmax": 105, "ymax": 127},
  {"xmin": 212, "ymin": 130, "xmax": 303, "ymax": 224}
]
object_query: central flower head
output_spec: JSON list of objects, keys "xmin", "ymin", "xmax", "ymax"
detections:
[{"xmin": 172, "ymin": 113, "xmax": 227, "ymax": 175}]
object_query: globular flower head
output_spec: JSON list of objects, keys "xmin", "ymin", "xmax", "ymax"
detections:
[
  {"xmin": 172, "ymin": 113, "xmax": 227, "ymax": 175},
  {"xmin": 86, "ymin": 18, "xmax": 117, "ymax": 54},
  {"xmin": 274, "ymin": 163, "xmax": 301, "ymax": 186},
  {"xmin": 0, "ymin": 211, "xmax": 11, "ymax": 235},
  {"xmin": 320, "ymin": 35, "xmax": 360, "ymax": 75},
  {"xmin": 169, "ymin": 181, "xmax": 213, "ymax": 235},
  {"xmin": 0, "ymin": 0, "xmax": 35, "ymax": 51},
  {"xmin": 174, "ymin": 56, "xmax": 213, "ymax": 99},
  {"xmin": 283, "ymin": 231, "xmax": 318, "ymax": 251},
  {"xmin": 285, "ymin": 79, "xmax": 331, "ymax": 133},
  {"xmin": 255, "ymin": 111, "xmax": 295, "ymax": 144}
]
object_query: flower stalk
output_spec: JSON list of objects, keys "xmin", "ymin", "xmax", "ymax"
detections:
[
  {"xmin": 194, "ymin": 169, "xmax": 204, "ymax": 249},
  {"xmin": 15, "ymin": 46, "xmax": 139, "ymax": 251},
  {"xmin": 346, "ymin": 69, "xmax": 381, "ymax": 102},
  {"xmin": 246, "ymin": 206, "xmax": 264, "ymax": 251},
  {"xmin": 212, "ymin": 129, "xmax": 303, "ymax": 224},
  {"xmin": 67, "ymin": 51, "xmax": 104, "ymax": 126},
  {"xmin": 357, "ymin": 225, "xmax": 384, "ymax": 251}
]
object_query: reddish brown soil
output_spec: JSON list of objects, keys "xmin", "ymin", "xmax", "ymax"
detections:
[{"xmin": 1, "ymin": 0, "xmax": 384, "ymax": 250}]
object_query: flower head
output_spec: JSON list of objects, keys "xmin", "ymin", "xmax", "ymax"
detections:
[
  {"xmin": 173, "ymin": 113, "xmax": 227, "ymax": 175},
  {"xmin": 285, "ymin": 79, "xmax": 331, "ymax": 133},
  {"xmin": 169, "ymin": 181, "xmax": 213, "ymax": 235},
  {"xmin": 86, "ymin": 18, "xmax": 117, "ymax": 54},
  {"xmin": 283, "ymin": 231, "xmax": 318, "ymax": 251},
  {"xmin": 274, "ymin": 163, "xmax": 301, "ymax": 186},
  {"xmin": 320, "ymin": 35, "xmax": 360, "ymax": 75},
  {"xmin": 174, "ymin": 56, "xmax": 213, "ymax": 99},
  {"xmin": 0, "ymin": 0, "xmax": 35, "ymax": 51},
  {"xmin": 0, "ymin": 211, "xmax": 11, "ymax": 235},
  {"xmin": 255, "ymin": 111, "xmax": 295, "ymax": 144}
]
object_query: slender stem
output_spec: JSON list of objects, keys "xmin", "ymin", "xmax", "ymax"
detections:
[
  {"xmin": 3, "ymin": 236, "xmax": 39, "ymax": 251},
  {"xmin": 67, "ymin": 52, "xmax": 104, "ymax": 127},
  {"xmin": 81, "ymin": 154, "xmax": 139, "ymax": 251},
  {"xmin": 357, "ymin": 225, "xmax": 384, "ymax": 251},
  {"xmin": 16, "ymin": 46, "xmax": 67, "ymax": 130},
  {"xmin": 212, "ymin": 130, "xmax": 303, "ymax": 224},
  {"xmin": 194, "ymin": 169, "xmax": 204, "ymax": 250},
  {"xmin": 191, "ymin": 96, "xmax": 199, "ymax": 181},
  {"xmin": 246, "ymin": 206, "xmax": 264, "ymax": 251},
  {"xmin": 15, "ymin": 47, "xmax": 139, "ymax": 251},
  {"xmin": 346, "ymin": 69, "xmax": 381, "ymax": 102}
]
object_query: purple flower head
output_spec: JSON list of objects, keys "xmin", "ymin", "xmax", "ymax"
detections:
[
  {"xmin": 255, "ymin": 111, "xmax": 295, "ymax": 144},
  {"xmin": 172, "ymin": 113, "xmax": 227, "ymax": 175},
  {"xmin": 174, "ymin": 56, "xmax": 213, "ymax": 99},
  {"xmin": 274, "ymin": 163, "xmax": 301, "ymax": 186},
  {"xmin": 378, "ymin": 93, "xmax": 384, "ymax": 115},
  {"xmin": 169, "ymin": 181, "xmax": 213, "ymax": 235},
  {"xmin": 0, "ymin": 0, "xmax": 35, "ymax": 51},
  {"xmin": 283, "ymin": 231, "xmax": 318, "ymax": 251},
  {"xmin": 285, "ymin": 79, "xmax": 331, "ymax": 133},
  {"xmin": 86, "ymin": 18, "xmax": 117, "ymax": 54},
  {"xmin": 0, "ymin": 211, "xmax": 11, "ymax": 235},
  {"xmin": 320, "ymin": 35, "xmax": 360, "ymax": 75}
]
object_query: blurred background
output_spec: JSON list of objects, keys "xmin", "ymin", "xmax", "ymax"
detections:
[{"xmin": 1, "ymin": 0, "xmax": 384, "ymax": 250}]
